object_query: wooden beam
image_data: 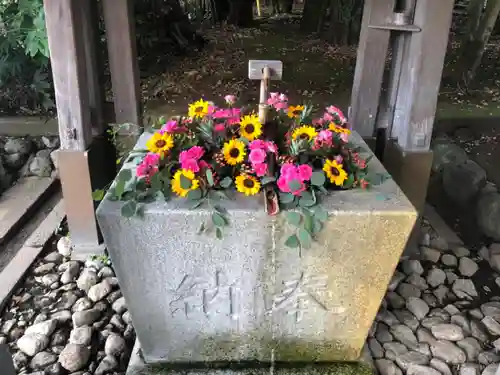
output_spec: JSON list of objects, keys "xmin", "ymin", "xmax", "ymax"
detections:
[
  {"xmin": 350, "ymin": 0, "xmax": 396, "ymax": 137},
  {"xmin": 43, "ymin": 0, "xmax": 93, "ymax": 150},
  {"xmin": 102, "ymin": 0, "xmax": 141, "ymax": 126},
  {"xmin": 79, "ymin": 0, "xmax": 105, "ymax": 134},
  {"xmin": 391, "ymin": 0, "xmax": 454, "ymax": 151}
]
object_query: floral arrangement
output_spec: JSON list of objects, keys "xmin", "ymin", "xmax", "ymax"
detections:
[{"xmin": 95, "ymin": 93, "xmax": 378, "ymax": 248}]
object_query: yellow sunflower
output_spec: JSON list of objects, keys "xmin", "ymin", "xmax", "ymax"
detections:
[
  {"xmin": 146, "ymin": 132, "xmax": 174, "ymax": 156},
  {"xmin": 329, "ymin": 123, "xmax": 351, "ymax": 135},
  {"xmin": 171, "ymin": 169, "xmax": 200, "ymax": 197},
  {"xmin": 292, "ymin": 125, "xmax": 318, "ymax": 142},
  {"xmin": 188, "ymin": 99, "xmax": 210, "ymax": 119},
  {"xmin": 323, "ymin": 159, "xmax": 348, "ymax": 186},
  {"xmin": 287, "ymin": 105, "xmax": 304, "ymax": 119},
  {"xmin": 223, "ymin": 139, "xmax": 246, "ymax": 165},
  {"xmin": 235, "ymin": 174, "xmax": 261, "ymax": 196},
  {"xmin": 239, "ymin": 114, "xmax": 262, "ymax": 141}
]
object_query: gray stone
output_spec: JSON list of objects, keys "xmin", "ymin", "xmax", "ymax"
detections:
[
  {"xmin": 104, "ymin": 334, "xmax": 126, "ymax": 357},
  {"xmin": 386, "ymin": 292, "xmax": 405, "ymax": 309},
  {"xmin": 51, "ymin": 310, "xmax": 72, "ymax": 324},
  {"xmin": 25, "ymin": 319, "xmax": 57, "ymax": 337},
  {"xmin": 17, "ymin": 333, "xmax": 49, "ymax": 356},
  {"xmin": 427, "ymin": 269, "xmax": 446, "ymax": 288},
  {"xmin": 469, "ymin": 309, "xmax": 484, "ymax": 320},
  {"xmin": 384, "ymin": 342, "xmax": 407, "ymax": 360},
  {"xmin": 1, "ymin": 319, "xmax": 16, "ymax": 335},
  {"xmin": 417, "ymin": 327, "xmax": 436, "ymax": 345},
  {"xmin": 122, "ymin": 311, "xmax": 133, "ymax": 325},
  {"xmin": 96, "ymin": 133, "xmax": 417, "ymax": 363},
  {"xmin": 421, "ymin": 247, "xmax": 441, "ymax": 263},
  {"xmin": 430, "ymin": 340, "xmax": 466, "ymax": 364},
  {"xmin": 444, "ymin": 304, "xmax": 460, "ymax": 315},
  {"xmin": 72, "ymin": 309, "xmax": 100, "ymax": 327},
  {"xmin": 398, "ymin": 283, "xmax": 421, "ymax": 299},
  {"xmin": 471, "ymin": 320, "xmax": 490, "ymax": 342},
  {"xmin": 422, "ymin": 293, "xmax": 438, "ymax": 308},
  {"xmin": 460, "ymin": 364, "xmax": 479, "ymax": 375},
  {"xmin": 110, "ymin": 314, "xmax": 126, "ymax": 330},
  {"xmin": 402, "ymin": 260, "xmax": 424, "ymax": 276},
  {"xmin": 441, "ymin": 254, "xmax": 457, "ymax": 267},
  {"xmin": 41, "ymin": 273, "xmax": 59, "ymax": 286},
  {"xmin": 446, "ymin": 271, "xmax": 458, "ymax": 284},
  {"xmin": 458, "ymin": 257, "xmax": 479, "ymax": 277},
  {"xmin": 481, "ymin": 301, "xmax": 500, "ymax": 320},
  {"xmin": 98, "ymin": 266, "xmax": 115, "ymax": 279},
  {"xmin": 377, "ymin": 308, "xmax": 399, "ymax": 326},
  {"xmin": 88, "ymin": 279, "xmax": 113, "ymax": 302},
  {"xmin": 393, "ymin": 309, "xmax": 419, "ymax": 331},
  {"xmin": 431, "ymin": 324, "xmax": 464, "ymax": 341},
  {"xmin": 30, "ymin": 351, "xmax": 57, "ymax": 370},
  {"xmin": 482, "ymin": 364, "xmax": 499, "ymax": 375},
  {"xmin": 452, "ymin": 279, "xmax": 478, "ymax": 299},
  {"xmin": 368, "ymin": 338, "xmax": 384, "ymax": 359},
  {"xmin": 478, "ymin": 351, "xmax": 500, "ymax": 365},
  {"xmin": 415, "ymin": 343, "xmax": 430, "ymax": 356},
  {"xmin": 72, "ymin": 297, "xmax": 93, "ymax": 313},
  {"xmin": 433, "ymin": 285, "xmax": 450, "ymax": 304},
  {"xmin": 51, "ymin": 329, "xmax": 68, "ymax": 346},
  {"xmin": 422, "ymin": 317, "xmax": 447, "ymax": 330},
  {"xmin": 58, "ymin": 344, "xmax": 90, "ymax": 372},
  {"xmin": 28, "ymin": 155, "xmax": 52, "ymax": 177},
  {"xmin": 95, "ymin": 355, "xmax": 118, "ymax": 375},
  {"xmin": 33, "ymin": 263, "xmax": 55, "ymax": 275},
  {"xmin": 453, "ymin": 247, "xmax": 470, "ymax": 258},
  {"xmin": 481, "ymin": 316, "xmax": 500, "ymax": 336},
  {"xmin": 69, "ymin": 326, "xmax": 92, "ymax": 346},
  {"xmin": 394, "ymin": 351, "xmax": 429, "ymax": 371},
  {"xmin": 4, "ymin": 138, "xmax": 32, "ymax": 155},
  {"xmin": 388, "ymin": 271, "xmax": 406, "ymax": 292},
  {"xmin": 76, "ymin": 269, "xmax": 98, "ymax": 292},
  {"xmin": 107, "ymin": 290, "xmax": 122, "ymax": 304},
  {"xmin": 429, "ymin": 358, "xmax": 452, "ymax": 375},
  {"xmin": 442, "ymin": 160, "xmax": 486, "ymax": 204},
  {"xmin": 407, "ymin": 365, "xmax": 440, "ymax": 375},
  {"xmin": 376, "ymin": 359, "xmax": 403, "ymax": 375},
  {"xmin": 477, "ymin": 194, "xmax": 500, "ymax": 242},
  {"xmin": 12, "ymin": 351, "xmax": 28, "ymax": 370},
  {"xmin": 451, "ymin": 315, "xmax": 471, "ymax": 336},
  {"xmin": 44, "ymin": 252, "xmax": 63, "ymax": 263},
  {"xmin": 112, "ymin": 296, "xmax": 127, "ymax": 314},
  {"xmin": 4, "ymin": 152, "xmax": 27, "ymax": 170},
  {"xmin": 406, "ymin": 274, "xmax": 428, "ymax": 290},
  {"xmin": 42, "ymin": 136, "xmax": 60, "ymax": 149},
  {"xmin": 431, "ymin": 143, "xmax": 468, "ymax": 173},
  {"xmin": 391, "ymin": 324, "xmax": 418, "ymax": 349},
  {"xmin": 55, "ymin": 291, "xmax": 78, "ymax": 310},
  {"xmin": 45, "ymin": 362, "xmax": 63, "ymax": 375},
  {"xmin": 406, "ymin": 297, "xmax": 429, "ymax": 320}
]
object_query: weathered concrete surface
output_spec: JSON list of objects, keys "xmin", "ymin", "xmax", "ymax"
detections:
[
  {"xmin": 97, "ymin": 132, "xmax": 417, "ymax": 364},
  {"xmin": 126, "ymin": 340, "xmax": 374, "ymax": 375}
]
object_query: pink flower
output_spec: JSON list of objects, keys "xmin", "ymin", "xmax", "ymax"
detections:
[
  {"xmin": 267, "ymin": 92, "xmax": 288, "ymax": 111},
  {"xmin": 335, "ymin": 155, "xmax": 343, "ymax": 164},
  {"xmin": 323, "ymin": 112, "xmax": 334, "ymax": 122},
  {"xmin": 279, "ymin": 93, "xmax": 288, "ymax": 102},
  {"xmin": 249, "ymin": 148, "xmax": 266, "ymax": 164},
  {"xmin": 179, "ymin": 146, "xmax": 205, "ymax": 172},
  {"xmin": 136, "ymin": 153, "xmax": 160, "ymax": 180},
  {"xmin": 297, "ymin": 164, "xmax": 312, "ymax": 181},
  {"xmin": 326, "ymin": 105, "xmax": 347, "ymax": 125},
  {"xmin": 199, "ymin": 160, "xmax": 209, "ymax": 169},
  {"xmin": 162, "ymin": 120, "xmax": 179, "ymax": 133},
  {"xmin": 253, "ymin": 163, "xmax": 268, "ymax": 177},
  {"xmin": 317, "ymin": 130, "xmax": 333, "ymax": 142},
  {"xmin": 340, "ymin": 132, "xmax": 349, "ymax": 143},
  {"xmin": 266, "ymin": 141, "xmax": 278, "ymax": 154},
  {"xmin": 224, "ymin": 95, "xmax": 237, "ymax": 105},
  {"xmin": 249, "ymin": 140, "xmax": 267, "ymax": 150},
  {"xmin": 274, "ymin": 101, "xmax": 288, "ymax": 110},
  {"xmin": 280, "ymin": 163, "xmax": 297, "ymax": 179},
  {"xmin": 214, "ymin": 123, "xmax": 226, "ymax": 132}
]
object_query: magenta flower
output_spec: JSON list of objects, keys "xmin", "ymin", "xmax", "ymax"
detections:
[
  {"xmin": 326, "ymin": 105, "xmax": 347, "ymax": 125},
  {"xmin": 249, "ymin": 140, "xmax": 266, "ymax": 150},
  {"xmin": 179, "ymin": 146, "xmax": 205, "ymax": 172},
  {"xmin": 317, "ymin": 130, "xmax": 333, "ymax": 143},
  {"xmin": 249, "ymin": 148, "xmax": 266, "ymax": 164},
  {"xmin": 266, "ymin": 141, "xmax": 278, "ymax": 154},
  {"xmin": 277, "ymin": 163, "xmax": 312, "ymax": 196},
  {"xmin": 136, "ymin": 153, "xmax": 160, "ymax": 180},
  {"xmin": 163, "ymin": 120, "xmax": 179, "ymax": 133},
  {"xmin": 297, "ymin": 164, "xmax": 313, "ymax": 181},
  {"xmin": 214, "ymin": 123, "xmax": 226, "ymax": 132},
  {"xmin": 253, "ymin": 163, "xmax": 268, "ymax": 177},
  {"xmin": 267, "ymin": 92, "xmax": 288, "ymax": 111}
]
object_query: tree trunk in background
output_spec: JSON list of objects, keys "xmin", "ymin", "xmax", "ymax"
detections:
[
  {"xmin": 465, "ymin": 0, "xmax": 484, "ymax": 35},
  {"xmin": 280, "ymin": 0, "xmax": 294, "ymax": 13},
  {"xmin": 226, "ymin": 0, "xmax": 254, "ymax": 26},
  {"xmin": 325, "ymin": 0, "xmax": 362, "ymax": 45},
  {"xmin": 213, "ymin": 0, "xmax": 231, "ymax": 22},
  {"xmin": 458, "ymin": 0, "xmax": 500, "ymax": 86},
  {"xmin": 301, "ymin": 0, "xmax": 327, "ymax": 31}
]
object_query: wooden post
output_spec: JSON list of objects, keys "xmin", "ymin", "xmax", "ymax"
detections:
[
  {"xmin": 349, "ymin": 0, "xmax": 396, "ymax": 137},
  {"xmin": 44, "ymin": 0, "xmax": 93, "ymax": 150},
  {"xmin": 102, "ymin": 0, "xmax": 141, "ymax": 126},
  {"xmin": 391, "ymin": 0, "xmax": 455, "ymax": 151}
]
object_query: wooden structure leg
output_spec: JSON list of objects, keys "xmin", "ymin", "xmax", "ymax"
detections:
[
  {"xmin": 44, "ymin": 0, "xmax": 102, "ymax": 256},
  {"xmin": 102, "ymin": 0, "xmax": 142, "ymax": 126}
]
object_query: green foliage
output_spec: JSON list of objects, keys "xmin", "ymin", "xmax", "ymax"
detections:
[{"xmin": 0, "ymin": 0, "xmax": 53, "ymax": 114}]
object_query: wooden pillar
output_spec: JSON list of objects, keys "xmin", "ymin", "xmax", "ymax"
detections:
[
  {"xmin": 44, "ymin": 0, "xmax": 102, "ymax": 256},
  {"xmin": 349, "ymin": 0, "xmax": 396, "ymax": 137},
  {"xmin": 44, "ymin": 0, "xmax": 93, "ymax": 150},
  {"xmin": 102, "ymin": 0, "xmax": 141, "ymax": 126}
]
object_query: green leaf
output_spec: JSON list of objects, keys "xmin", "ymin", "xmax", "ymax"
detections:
[
  {"xmin": 288, "ymin": 179, "xmax": 303, "ymax": 193},
  {"xmin": 190, "ymin": 200, "xmax": 204, "ymax": 210},
  {"xmin": 298, "ymin": 228, "xmax": 312, "ymax": 249},
  {"xmin": 118, "ymin": 169, "xmax": 132, "ymax": 182},
  {"xmin": 312, "ymin": 205, "xmax": 328, "ymax": 222},
  {"xmin": 213, "ymin": 204, "xmax": 227, "ymax": 214},
  {"xmin": 121, "ymin": 200, "xmax": 137, "ymax": 218},
  {"xmin": 286, "ymin": 212, "xmax": 302, "ymax": 226},
  {"xmin": 180, "ymin": 174, "xmax": 193, "ymax": 189},
  {"xmin": 343, "ymin": 175, "xmax": 355, "ymax": 189},
  {"xmin": 220, "ymin": 177, "xmax": 233, "ymax": 188},
  {"xmin": 299, "ymin": 191, "xmax": 316, "ymax": 207},
  {"xmin": 150, "ymin": 173, "xmax": 162, "ymax": 191},
  {"xmin": 187, "ymin": 189, "xmax": 202, "ymax": 200},
  {"xmin": 311, "ymin": 171, "xmax": 326, "ymax": 186},
  {"xmin": 312, "ymin": 218, "xmax": 323, "ymax": 234},
  {"xmin": 92, "ymin": 189, "xmax": 105, "ymax": 201},
  {"xmin": 206, "ymin": 169, "xmax": 214, "ymax": 187},
  {"xmin": 212, "ymin": 212, "xmax": 227, "ymax": 227},
  {"xmin": 238, "ymin": 137, "xmax": 249, "ymax": 145},
  {"xmin": 114, "ymin": 179, "xmax": 126, "ymax": 199},
  {"xmin": 210, "ymin": 190, "xmax": 228, "ymax": 201},
  {"xmin": 279, "ymin": 192, "xmax": 295, "ymax": 204},
  {"xmin": 284, "ymin": 234, "xmax": 300, "ymax": 248},
  {"xmin": 216, "ymin": 227, "xmax": 223, "ymax": 239},
  {"xmin": 261, "ymin": 176, "xmax": 276, "ymax": 185},
  {"xmin": 135, "ymin": 203, "xmax": 145, "ymax": 218}
]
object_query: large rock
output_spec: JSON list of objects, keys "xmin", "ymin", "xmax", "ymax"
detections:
[
  {"xmin": 432, "ymin": 142, "xmax": 468, "ymax": 173},
  {"xmin": 58, "ymin": 343, "xmax": 90, "ymax": 372},
  {"xmin": 442, "ymin": 160, "xmax": 486, "ymax": 205},
  {"xmin": 477, "ymin": 193, "xmax": 500, "ymax": 241},
  {"xmin": 17, "ymin": 333, "xmax": 49, "ymax": 356},
  {"xmin": 97, "ymin": 132, "xmax": 417, "ymax": 363},
  {"xmin": 4, "ymin": 137, "xmax": 32, "ymax": 155}
]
